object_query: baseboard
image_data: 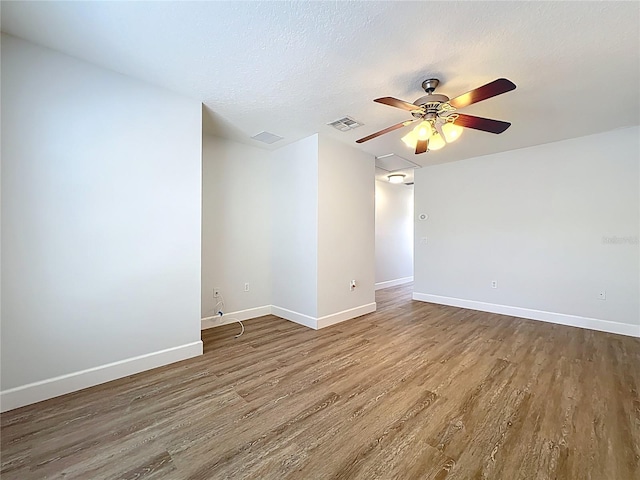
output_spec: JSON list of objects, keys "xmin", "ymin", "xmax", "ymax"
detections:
[
  {"xmin": 317, "ymin": 303, "xmax": 377, "ymax": 329},
  {"xmin": 270, "ymin": 302, "xmax": 378, "ymax": 330},
  {"xmin": 413, "ymin": 292, "xmax": 640, "ymax": 338},
  {"xmin": 270, "ymin": 305, "xmax": 318, "ymax": 329},
  {"xmin": 201, "ymin": 305, "xmax": 271, "ymax": 330},
  {"xmin": 375, "ymin": 277, "xmax": 414, "ymax": 290},
  {"xmin": 201, "ymin": 302, "xmax": 379, "ymax": 331},
  {"xmin": 0, "ymin": 341, "xmax": 203, "ymax": 413}
]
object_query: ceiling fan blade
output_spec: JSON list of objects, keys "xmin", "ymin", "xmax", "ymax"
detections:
[
  {"xmin": 374, "ymin": 97, "xmax": 421, "ymax": 112},
  {"xmin": 448, "ymin": 78, "xmax": 516, "ymax": 109},
  {"xmin": 356, "ymin": 119, "xmax": 416, "ymax": 143},
  {"xmin": 415, "ymin": 139, "xmax": 428, "ymax": 154},
  {"xmin": 454, "ymin": 113, "xmax": 511, "ymax": 134}
]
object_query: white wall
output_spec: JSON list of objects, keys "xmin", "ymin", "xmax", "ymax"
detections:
[
  {"xmin": 270, "ymin": 135, "xmax": 319, "ymax": 318},
  {"xmin": 318, "ymin": 135, "xmax": 375, "ymax": 318},
  {"xmin": 210, "ymin": 132, "xmax": 375, "ymax": 329},
  {"xmin": 201, "ymin": 135, "xmax": 272, "ymax": 318},
  {"xmin": 1, "ymin": 35, "xmax": 203, "ymax": 408},
  {"xmin": 414, "ymin": 126, "xmax": 640, "ymax": 336},
  {"xmin": 375, "ymin": 180, "xmax": 414, "ymax": 287}
]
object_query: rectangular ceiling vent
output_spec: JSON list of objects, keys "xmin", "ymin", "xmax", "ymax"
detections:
[
  {"xmin": 327, "ymin": 116, "xmax": 363, "ymax": 132},
  {"xmin": 251, "ymin": 131, "xmax": 284, "ymax": 144},
  {"xmin": 375, "ymin": 153, "xmax": 421, "ymax": 172}
]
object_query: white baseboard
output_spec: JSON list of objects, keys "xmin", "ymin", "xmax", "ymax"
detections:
[
  {"xmin": 412, "ymin": 292, "xmax": 640, "ymax": 338},
  {"xmin": 271, "ymin": 305, "xmax": 318, "ymax": 329},
  {"xmin": 375, "ymin": 277, "xmax": 414, "ymax": 290},
  {"xmin": 0, "ymin": 341, "xmax": 203, "ymax": 413},
  {"xmin": 201, "ymin": 305, "xmax": 271, "ymax": 330},
  {"xmin": 317, "ymin": 302, "xmax": 377, "ymax": 329},
  {"xmin": 270, "ymin": 303, "xmax": 377, "ymax": 330}
]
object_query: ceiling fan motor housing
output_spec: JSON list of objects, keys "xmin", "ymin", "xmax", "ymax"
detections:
[{"xmin": 412, "ymin": 93, "xmax": 450, "ymax": 118}]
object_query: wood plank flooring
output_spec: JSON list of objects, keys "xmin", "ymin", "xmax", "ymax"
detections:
[{"xmin": 2, "ymin": 284, "xmax": 639, "ymax": 479}]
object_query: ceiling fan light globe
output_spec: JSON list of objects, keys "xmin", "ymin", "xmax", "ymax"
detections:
[
  {"xmin": 401, "ymin": 130, "xmax": 418, "ymax": 149},
  {"xmin": 442, "ymin": 122, "xmax": 463, "ymax": 143},
  {"xmin": 413, "ymin": 121, "xmax": 432, "ymax": 140},
  {"xmin": 429, "ymin": 133, "xmax": 446, "ymax": 151}
]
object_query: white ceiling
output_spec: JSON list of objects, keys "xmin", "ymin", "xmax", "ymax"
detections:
[{"xmin": 2, "ymin": 1, "xmax": 639, "ymax": 177}]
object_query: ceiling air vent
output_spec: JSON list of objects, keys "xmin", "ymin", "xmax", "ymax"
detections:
[
  {"xmin": 327, "ymin": 116, "xmax": 363, "ymax": 132},
  {"xmin": 251, "ymin": 131, "xmax": 284, "ymax": 144},
  {"xmin": 375, "ymin": 153, "xmax": 421, "ymax": 172}
]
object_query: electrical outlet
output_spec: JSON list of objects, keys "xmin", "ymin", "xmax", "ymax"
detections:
[
  {"xmin": 350, "ymin": 280, "xmax": 356, "ymax": 291},
  {"xmin": 244, "ymin": 283, "xmax": 250, "ymax": 292},
  {"xmin": 214, "ymin": 288, "xmax": 220, "ymax": 298},
  {"xmin": 491, "ymin": 280, "xmax": 498, "ymax": 289},
  {"xmin": 598, "ymin": 290, "xmax": 606, "ymax": 300}
]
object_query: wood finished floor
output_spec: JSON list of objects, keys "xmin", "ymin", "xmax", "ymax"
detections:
[{"xmin": 2, "ymin": 284, "xmax": 639, "ymax": 479}]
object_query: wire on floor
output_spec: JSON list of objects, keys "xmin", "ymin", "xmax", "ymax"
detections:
[
  {"xmin": 233, "ymin": 319, "xmax": 245, "ymax": 338},
  {"xmin": 214, "ymin": 294, "xmax": 244, "ymax": 338}
]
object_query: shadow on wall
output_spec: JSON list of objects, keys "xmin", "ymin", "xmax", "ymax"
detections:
[{"xmin": 202, "ymin": 105, "xmax": 248, "ymax": 143}]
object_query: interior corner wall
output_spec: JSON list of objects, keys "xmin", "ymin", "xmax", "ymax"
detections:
[
  {"xmin": 270, "ymin": 135, "xmax": 319, "ymax": 319},
  {"xmin": 1, "ymin": 34, "xmax": 203, "ymax": 410},
  {"xmin": 375, "ymin": 180, "xmax": 414, "ymax": 287},
  {"xmin": 413, "ymin": 126, "xmax": 640, "ymax": 336},
  {"xmin": 201, "ymin": 134, "xmax": 272, "ymax": 319},
  {"xmin": 317, "ymin": 135, "xmax": 376, "ymax": 319}
]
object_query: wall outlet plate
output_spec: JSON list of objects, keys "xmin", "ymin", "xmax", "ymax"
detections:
[
  {"xmin": 598, "ymin": 290, "xmax": 606, "ymax": 300},
  {"xmin": 214, "ymin": 288, "xmax": 220, "ymax": 297},
  {"xmin": 491, "ymin": 280, "xmax": 498, "ymax": 289}
]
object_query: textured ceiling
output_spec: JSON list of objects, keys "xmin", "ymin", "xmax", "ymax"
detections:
[{"xmin": 2, "ymin": 1, "xmax": 639, "ymax": 173}]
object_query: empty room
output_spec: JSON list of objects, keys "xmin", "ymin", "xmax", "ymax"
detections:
[{"xmin": 1, "ymin": 1, "xmax": 638, "ymax": 479}]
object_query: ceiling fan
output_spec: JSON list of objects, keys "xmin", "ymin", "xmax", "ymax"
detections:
[{"xmin": 356, "ymin": 78, "xmax": 516, "ymax": 154}]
